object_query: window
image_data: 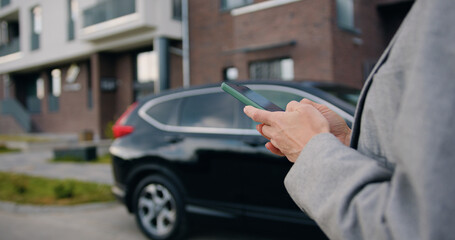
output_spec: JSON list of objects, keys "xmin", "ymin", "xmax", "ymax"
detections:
[
  {"xmin": 135, "ymin": 50, "xmax": 159, "ymax": 100},
  {"xmin": 249, "ymin": 58, "xmax": 294, "ymax": 81},
  {"xmin": 51, "ymin": 69, "xmax": 62, "ymax": 97},
  {"xmin": 0, "ymin": 21, "xmax": 8, "ymax": 45},
  {"xmin": 336, "ymin": 0, "xmax": 356, "ymax": 31},
  {"xmin": 172, "ymin": 0, "xmax": 182, "ymax": 21},
  {"xmin": 0, "ymin": 20, "xmax": 20, "ymax": 56},
  {"xmin": 2, "ymin": 75, "xmax": 9, "ymax": 99},
  {"xmin": 48, "ymin": 69, "xmax": 61, "ymax": 112},
  {"xmin": 220, "ymin": 0, "xmax": 253, "ymax": 10},
  {"xmin": 146, "ymin": 98, "xmax": 181, "ymax": 125},
  {"xmin": 31, "ymin": 6, "xmax": 42, "ymax": 50},
  {"xmin": 68, "ymin": 0, "xmax": 78, "ymax": 40},
  {"xmin": 36, "ymin": 78, "xmax": 44, "ymax": 99},
  {"xmin": 223, "ymin": 67, "xmax": 238, "ymax": 81},
  {"xmin": 180, "ymin": 93, "xmax": 236, "ymax": 128}
]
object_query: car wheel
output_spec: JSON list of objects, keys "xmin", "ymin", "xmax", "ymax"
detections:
[{"xmin": 133, "ymin": 175, "xmax": 187, "ymax": 240}]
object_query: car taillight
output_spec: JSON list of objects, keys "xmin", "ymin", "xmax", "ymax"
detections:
[{"xmin": 113, "ymin": 102, "xmax": 138, "ymax": 139}]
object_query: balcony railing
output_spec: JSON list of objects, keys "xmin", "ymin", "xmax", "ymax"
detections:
[
  {"xmin": 1, "ymin": 0, "xmax": 10, "ymax": 8},
  {"xmin": 83, "ymin": 0, "xmax": 136, "ymax": 27},
  {"xmin": 0, "ymin": 38, "xmax": 20, "ymax": 57}
]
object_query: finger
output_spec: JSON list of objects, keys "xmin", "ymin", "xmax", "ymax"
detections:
[
  {"xmin": 244, "ymin": 106, "xmax": 274, "ymax": 124},
  {"xmin": 261, "ymin": 124, "xmax": 276, "ymax": 140},
  {"xmin": 300, "ymin": 98, "xmax": 314, "ymax": 104},
  {"xmin": 265, "ymin": 142, "xmax": 285, "ymax": 156},
  {"xmin": 301, "ymin": 98, "xmax": 325, "ymax": 111},
  {"xmin": 285, "ymin": 100, "xmax": 301, "ymax": 112},
  {"xmin": 256, "ymin": 124, "xmax": 270, "ymax": 140}
]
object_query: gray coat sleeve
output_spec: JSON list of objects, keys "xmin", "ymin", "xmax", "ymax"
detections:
[{"xmin": 284, "ymin": 0, "xmax": 455, "ymax": 239}]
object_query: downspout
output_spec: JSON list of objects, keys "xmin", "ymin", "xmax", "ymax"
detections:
[{"xmin": 182, "ymin": 0, "xmax": 190, "ymax": 88}]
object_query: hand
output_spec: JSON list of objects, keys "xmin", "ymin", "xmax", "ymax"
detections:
[
  {"xmin": 300, "ymin": 99, "xmax": 352, "ymax": 146},
  {"xmin": 244, "ymin": 101, "xmax": 330, "ymax": 163}
]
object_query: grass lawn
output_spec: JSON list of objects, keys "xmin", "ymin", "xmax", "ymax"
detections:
[
  {"xmin": 0, "ymin": 134, "xmax": 48, "ymax": 143},
  {"xmin": 50, "ymin": 153, "xmax": 112, "ymax": 164},
  {"xmin": 0, "ymin": 172, "xmax": 115, "ymax": 206},
  {"xmin": 0, "ymin": 145, "xmax": 20, "ymax": 154}
]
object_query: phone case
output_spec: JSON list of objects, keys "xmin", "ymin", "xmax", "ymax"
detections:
[{"xmin": 221, "ymin": 82, "xmax": 265, "ymax": 110}]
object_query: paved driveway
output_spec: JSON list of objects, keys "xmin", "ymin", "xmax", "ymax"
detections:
[
  {"xmin": 0, "ymin": 150, "xmax": 112, "ymax": 184},
  {"xmin": 0, "ymin": 202, "xmax": 326, "ymax": 240},
  {"xmin": 0, "ymin": 150, "xmax": 327, "ymax": 240}
]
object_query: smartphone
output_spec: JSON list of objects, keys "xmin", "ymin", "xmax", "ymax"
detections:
[{"xmin": 221, "ymin": 82, "xmax": 284, "ymax": 111}]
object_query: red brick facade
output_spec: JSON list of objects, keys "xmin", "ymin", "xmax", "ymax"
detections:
[{"xmin": 188, "ymin": 0, "xmax": 413, "ymax": 88}]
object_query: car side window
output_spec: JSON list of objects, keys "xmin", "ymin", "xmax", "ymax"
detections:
[
  {"xmin": 145, "ymin": 98, "xmax": 181, "ymax": 126},
  {"xmin": 179, "ymin": 92, "xmax": 237, "ymax": 128},
  {"xmin": 254, "ymin": 90, "xmax": 304, "ymax": 109},
  {"xmin": 238, "ymin": 90, "xmax": 305, "ymax": 129}
]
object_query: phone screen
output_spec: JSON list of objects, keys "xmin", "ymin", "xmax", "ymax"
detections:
[{"xmin": 221, "ymin": 82, "xmax": 284, "ymax": 111}]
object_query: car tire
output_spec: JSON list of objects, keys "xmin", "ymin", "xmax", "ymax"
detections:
[{"xmin": 133, "ymin": 175, "xmax": 187, "ymax": 240}]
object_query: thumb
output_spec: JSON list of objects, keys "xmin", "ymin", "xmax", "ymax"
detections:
[
  {"xmin": 244, "ymin": 106, "xmax": 274, "ymax": 125},
  {"xmin": 300, "ymin": 99, "xmax": 326, "ymax": 112}
]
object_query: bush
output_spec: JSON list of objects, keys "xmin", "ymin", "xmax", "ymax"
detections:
[
  {"xmin": 12, "ymin": 175, "xmax": 28, "ymax": 195},
  {"xmin": 54, "ymin": 180, "xmax": 76, "ymax": 199},
  {"xmin": 104, "ymin": 121, "xmax": 115, "ymax": 140},
  {"xmin": 0, "ymin": 172, "xmax": 115, "ymax": 205}
]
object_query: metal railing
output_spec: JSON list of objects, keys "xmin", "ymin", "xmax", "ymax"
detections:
[
  {"xmin": 68, "ymin": 19, "xmax": 75, "ymax": 41},
  {"xmin": 1, "ymin": 0, "xmax": 10, "ymax": 8},
  {"xmin": 31, "ymin": 33, "xmax": 39, "ymax": 51},
  {"xmin": 83, "ymin": 0, "xmax": 136, "ymax": 27},
  {"xmin": 0, "ymin": 37, "xmax": 20, "ymax": 57},
  {"xmin": 0, "ymin": 98, "xmax": 31, "ymax": 132}
]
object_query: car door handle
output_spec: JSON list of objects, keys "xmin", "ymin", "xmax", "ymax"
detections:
[{"xmin": 165, "ymin": 136, "xmax": 184, "ymax": 143}]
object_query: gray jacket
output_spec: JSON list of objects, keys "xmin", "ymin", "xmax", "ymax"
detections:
[{"xmin": 284, "ymin": 0, "xmax": 455, "ymax": 239}]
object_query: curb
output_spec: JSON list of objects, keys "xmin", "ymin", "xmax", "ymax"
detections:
[{"xmin": 0, "ymin": 200, "xmax": 119, "ymax": 214}]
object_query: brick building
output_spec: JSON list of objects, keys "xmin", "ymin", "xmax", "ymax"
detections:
[
  {"xmin": 188, "ymin": 0, "xmax": 413, "ymax": 88},
  {"xmin": 0, "ymin": 0, "xmax": 413, "ymax": 137}
]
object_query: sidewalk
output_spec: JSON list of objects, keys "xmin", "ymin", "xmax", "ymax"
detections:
[
  {"xmin": 0, "ymin": 132, "xmax": 113, "ymax": 183},
  {"xmin": 0, "ymin": 150, "xmax": 113, "ymax": 184},
  {"xmin": 0, "ymin": 133, "xmax": 112, "ymax": 154}
]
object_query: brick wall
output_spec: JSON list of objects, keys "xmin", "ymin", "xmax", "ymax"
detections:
[
  {"xmin": 31, "ymin": 61, "xmax": 98, "ymax": 134},
  {"xmin": 189, "ymin": 0, "xmax": 342, "ymax": 86},
  {"xmin": 189, "ymin": 0, "xmax": 411, "ymax": 89}
]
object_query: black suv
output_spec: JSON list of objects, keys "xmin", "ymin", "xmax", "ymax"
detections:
[{"xmin": 110, "ymin": 81, "xmax": 359, "ymax": 240}]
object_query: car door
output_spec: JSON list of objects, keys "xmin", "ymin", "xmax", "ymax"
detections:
[
  {"xmin": 237, "ymin": 86, "xmax": 312, "ymax": 223},
  {"xmin": 172, "ymin": 89, "xmax": 248, "ymax": 216},
  {"xmin": 238, "ymin": 85, "xmax": 353, "ymax": 224}
]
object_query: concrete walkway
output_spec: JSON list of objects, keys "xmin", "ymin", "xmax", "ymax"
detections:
[{"xmin": 0, "ymin": 150, "xmax": 113, "ymax": 184}]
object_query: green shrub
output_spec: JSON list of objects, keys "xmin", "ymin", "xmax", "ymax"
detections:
[
  {"xmin": 104, "ymin": 121, "xmax": 115, "ymax": 140},
  {"xmin": 11, "ymin": 174, "xmax": 28, "ymax": 195},
  {"xmin": 0, "ymin": 172, "xmax": 115, "ymax": 205},
  {"xmin": 54, "ymin": 180, "xmax": 76, "ymax": 199}
]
